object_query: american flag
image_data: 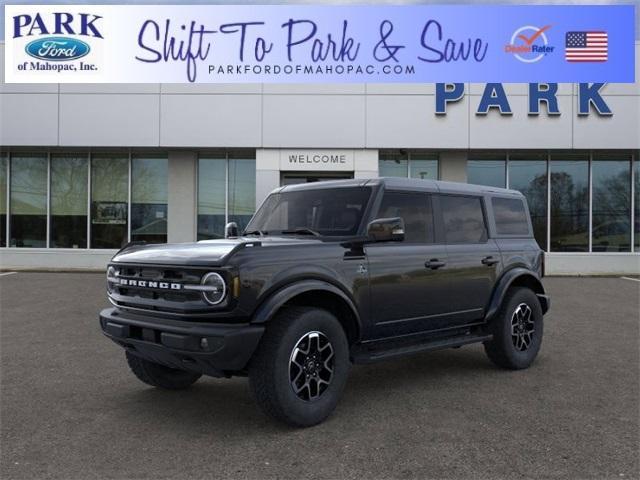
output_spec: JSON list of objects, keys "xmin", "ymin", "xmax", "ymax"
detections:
[{"xmin": 565, "ymin": 31, "xmax": 608, "ymax": 62}]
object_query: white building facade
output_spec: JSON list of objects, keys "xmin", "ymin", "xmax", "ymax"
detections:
[{"xmin": 1, "ymin": 42, "xmax": 639, "ymax": 274}]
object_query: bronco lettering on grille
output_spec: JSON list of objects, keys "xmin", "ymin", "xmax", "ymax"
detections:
[{"xmin": 117, "ymin": 278, "xmax": 182, "ymax": 290}]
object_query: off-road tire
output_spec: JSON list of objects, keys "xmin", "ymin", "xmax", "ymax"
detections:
[
  {"xmin": 484, "ymin": 287, "xmax": 544, "ymax": 370},
  {"xmin": 248, "ymin": 307, "xmax": 350, "ymax": 427},
  {"xmin": 125, "ymin": 351, "xmax": 202, "ymax": 390}
]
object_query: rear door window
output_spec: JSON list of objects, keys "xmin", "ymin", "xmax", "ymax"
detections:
[
  {"xmin": 440, "ymin": 195, "xmax": 488, "ymax": 243},
  {"xmin": 492, "ymin": 197, "xmax": 530, "ymax": 235}
]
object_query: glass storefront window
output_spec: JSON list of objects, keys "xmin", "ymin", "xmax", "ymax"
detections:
[
  {"xmin": 508, "ymin": 153, "xmax": 548, "ymax": 250},
  {"xmin": 549, "ymin": 155, "xmax": 589, "ymax": 252},
  {"xmin": 467, "ymin": 154, "xmax": 506, "ymax": 188},
  {"xmin": 50, "ymin": 155, "xmax": 88, "ymax": 248},
  {"xmin": 0, "ymin": 155, "xmax": 6, "ymax": 247},
  {"xmin": 228, "ymin": 154, "xmax": 256, "ymax": 234},
  {"xmin": 131, "ymin": 156, "xmax": 168, "ymax": 244},
  {"xmin": 1, "ymin": 149, "xmax": 636, "ymax": 256},
  {"xmin": 198, "ymin": 155, "xmax": 226, "ymax": 240},
  {"xmin": 91, "ymin": 155, "xmax": 128, "ymax": 249},
  {"xmin": 409, "ymin": 154, "xmax": 438, "ymax": 180},
  {"xmin": 592, "ymin": 154, "xmax": 631, "ymax": 252},
  {"xmin": 10, "ymin": 155, "xmax": 47, "ymax": 247},
  {"xmin": 198, "ymin": 151, "xmax": 257, "ymax": 240},
  {"xmin": 379, "ymin": 151, "xmax": 408, "ymax": 177},
  {"xmin": 379, "ymin": 151, "xmax": 439, "ymax": 179}
]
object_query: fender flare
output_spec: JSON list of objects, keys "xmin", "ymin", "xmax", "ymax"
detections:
[
  {"xmin": 484, "ymin": 268, "xmax": 548, "ymax": 321},
  {"xmin": 251, "ymin": 279, "xmax": 362, "ymax": 338}
]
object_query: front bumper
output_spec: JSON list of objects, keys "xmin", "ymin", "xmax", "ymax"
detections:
[{"xmin": 99, "ymin": 307, "xmax": 264, "ymax": 377}]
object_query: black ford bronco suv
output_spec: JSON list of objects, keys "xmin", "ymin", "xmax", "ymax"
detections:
[{"xmin": 100, "ymin": 178, "xmax": 550, "ymax": 427}]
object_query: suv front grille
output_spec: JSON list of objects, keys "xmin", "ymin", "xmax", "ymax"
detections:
[
  {"xmin": 117, "ymin": 266, "xmax": 201, "ymax": 283},
  {"xmin": 107, "ymin": 264, "xmax": 225, "ymax": 316}
]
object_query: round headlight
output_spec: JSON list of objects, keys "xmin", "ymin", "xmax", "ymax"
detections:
[
  {"xmin": 201, "ymin": 272, "xmax": 226, "ymax": 305},
  {"xmin": 106, "ymin": 266, "xmax": 116, "ymax": 294}
]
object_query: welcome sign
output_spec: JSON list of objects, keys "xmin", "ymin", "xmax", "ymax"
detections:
[{"xmin": 3, "ymin": 4, "xmax": 636, "ymax": 83}]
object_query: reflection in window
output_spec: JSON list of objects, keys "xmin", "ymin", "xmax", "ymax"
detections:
[
  {"xmin": 50, "ymin": 155, "xmax": 88, "ymax": 248},
  {"xmin": 131, "ymin": 156, "xmax": 168, "ymax": 244},
  {"xmin": 377, "ymin": 192, "xmax": 434, "ymax": 243},
  {"xmin": 0, "ymin": 155, "xmax": 6, "ymax": 247},
  {"xmin": 198, "ymin": 155, "xmax": 226, "ymax": 240},
  {"xmin": 440, "ymin": 195, "xmax": 488, "ymax": 244},
  {"xmin": 550, "ymin": 156, "xmax": 589, "ymax": 252},
  {"xmin": 492, "ymin": 198, "xmax": 530, "ymax": 235},
  {"xmin": 467, "ymin": 156, "xmax": 506, "ymax": 188},
  {"xmin": 379, "ymin": 151, "xmax": 408, "ymax": 177},
  {"xmin": 592, "ymin": 155, "xmax": 631, "ymax": 252},
  {"xmin": 228, "ymin": 155, "xmax": 256, "ymax": 234},
  {"xmin": 409, "ymin": 155, "xmax": 438, "ymax": 180},
  {"xmin": 91, "ymin": 155, "xmax": 128, "ymax": 249},
  {"xmin": 10, "ymin": 155, "xmax": 47, "ymax": 247},
  {"xmin": 508, "ymin": 155, "xmax": 548, "ymax": 250}
]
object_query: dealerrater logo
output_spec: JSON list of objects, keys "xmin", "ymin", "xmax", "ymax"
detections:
[
  {"xmin": 505, "ymin": 25, "xmax": 554, "ymax": 63},
  {"xmin": 12, "ymin": 12, "xmax": 103, "ymax": 72}
]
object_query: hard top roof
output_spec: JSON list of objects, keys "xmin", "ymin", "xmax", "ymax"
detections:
[{"xmin": 277, "ymin": 177, "xmax": 523, "ymax": 197}]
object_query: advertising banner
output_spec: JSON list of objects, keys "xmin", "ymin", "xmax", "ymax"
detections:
[{"xmin": 3, "ymin": 4, "xmax": 636, "ymax": 83}]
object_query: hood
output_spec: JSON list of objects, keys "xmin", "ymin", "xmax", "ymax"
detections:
[{"xmin": 111, "ymin": 236, "xmax": 323, "ymax": 266}]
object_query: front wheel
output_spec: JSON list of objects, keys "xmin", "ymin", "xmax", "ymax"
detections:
[
  {"xmin": 248, "ymin": 307, "xmax": 350, "ymax": 427},
  {"xmin": 484, "ymin": 287, "xmax": 544, "ymax": 370}
]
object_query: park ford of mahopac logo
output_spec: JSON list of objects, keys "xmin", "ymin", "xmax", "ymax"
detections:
[
  {"xmin": 25, "ymin": 37, "xmax": 90, "ymax": 61},
  {"xmin": 12, "ymin": 12, "xmax": 103, "ymax": 73}
]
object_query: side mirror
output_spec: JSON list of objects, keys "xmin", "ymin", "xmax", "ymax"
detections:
[
  {"xmin": 367, "ymin": 217, "xmax": 405, "ymax": 242},
  {"xmin": 225, "ymin": 222, "xmax": 239, "ymax": 238}
]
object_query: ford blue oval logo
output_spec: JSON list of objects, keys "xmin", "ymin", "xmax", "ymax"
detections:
[{"xmin": 25, "ymin": 37, "xmax": 90, "ymax": 62}]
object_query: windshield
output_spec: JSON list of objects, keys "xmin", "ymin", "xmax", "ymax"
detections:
[{"xmin": 245, "ymin": 187, "xmax": 372, "ymax": 237}]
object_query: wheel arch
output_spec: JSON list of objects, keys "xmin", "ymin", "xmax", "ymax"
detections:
[
  {"xmin": 251, "ymin": 280, "xmax": 362, "ymax": 345},
  {"xmin": 485, "ymin": 268, "xmax": 548, "ymax": 321}
]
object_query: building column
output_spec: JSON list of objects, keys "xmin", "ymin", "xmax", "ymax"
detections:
[
  {"xmin": 167, "ymin": 150, "xmax": 197, "ymax": 243},
  {"xmin": 255, "ymin": 149, "xmax": 280, "ymax": 207},
  {"xmin": 439, "ymin": 151, "xmax": 468, "ymax": 183},
  {"xmin": 354, "ymin": 149, "xmax": 379, "ymax": 178}
]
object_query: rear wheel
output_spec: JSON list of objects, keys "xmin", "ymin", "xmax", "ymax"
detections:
[
  {"xmin": 248, "ymin": 307, "xmax": 350, "ymax": 427},
  {"xmin": 125, "ymin": 351, "xmax": 202, "ymax": 390},
  {"xmin": 484, "ymin": 287, "xmax": 544, "ymax": 370}
]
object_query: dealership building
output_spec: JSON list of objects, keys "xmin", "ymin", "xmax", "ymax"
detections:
[{"xmin": 0, "ymin": 41, "xmax": 639, "ymax": 274}]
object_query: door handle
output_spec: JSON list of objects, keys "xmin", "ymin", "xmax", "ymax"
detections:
[
  {"xmin": 425, "ymin": 259, "xmax": 446, "ymax": 270},
  {"xmin": 481, "ymin": 256, "xmax": 500, "ymax": 266}
]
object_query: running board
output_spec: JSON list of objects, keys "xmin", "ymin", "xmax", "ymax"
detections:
[{"xmin": 351, "ymin": 333, "xmax": 493, "ymax": 364}]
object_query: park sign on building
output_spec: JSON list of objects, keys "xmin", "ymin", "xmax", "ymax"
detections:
[
  {"xmin": 3, "ymin": 4, "xmax": 635, "ymax": 84},
  {"xmin": 436, "ymin": 83, "xmax": 613, "ymax": 116}
]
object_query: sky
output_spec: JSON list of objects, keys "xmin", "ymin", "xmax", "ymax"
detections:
[{"xmin": 1, "ymin": 0, "xmax": 638, "ymax": 40}]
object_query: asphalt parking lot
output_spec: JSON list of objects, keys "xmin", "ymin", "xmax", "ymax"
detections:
[{"xmin": 1, "ymin": 273, "xmax": 639, "ymax": 480}]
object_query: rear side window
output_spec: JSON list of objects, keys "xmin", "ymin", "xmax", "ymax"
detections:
[
  {"xmin": 377, "ymin": 191, "xmax": 434, "ymax": 243},
  {"xmin": 492, "ymin": 197, "xmax": 530, "ymax": 235},
  {"xmin": 440, "ymin": 195, "xmax": 487, "ymax": 243}
]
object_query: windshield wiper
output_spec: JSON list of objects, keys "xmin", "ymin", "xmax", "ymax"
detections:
[
  {"xmin": 280, "ymin": 227, "xmax": 321, "ymax": 237},
  {"xmin": 243, "ymin": 229, "xmax": 267, "ymax": 236}
]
